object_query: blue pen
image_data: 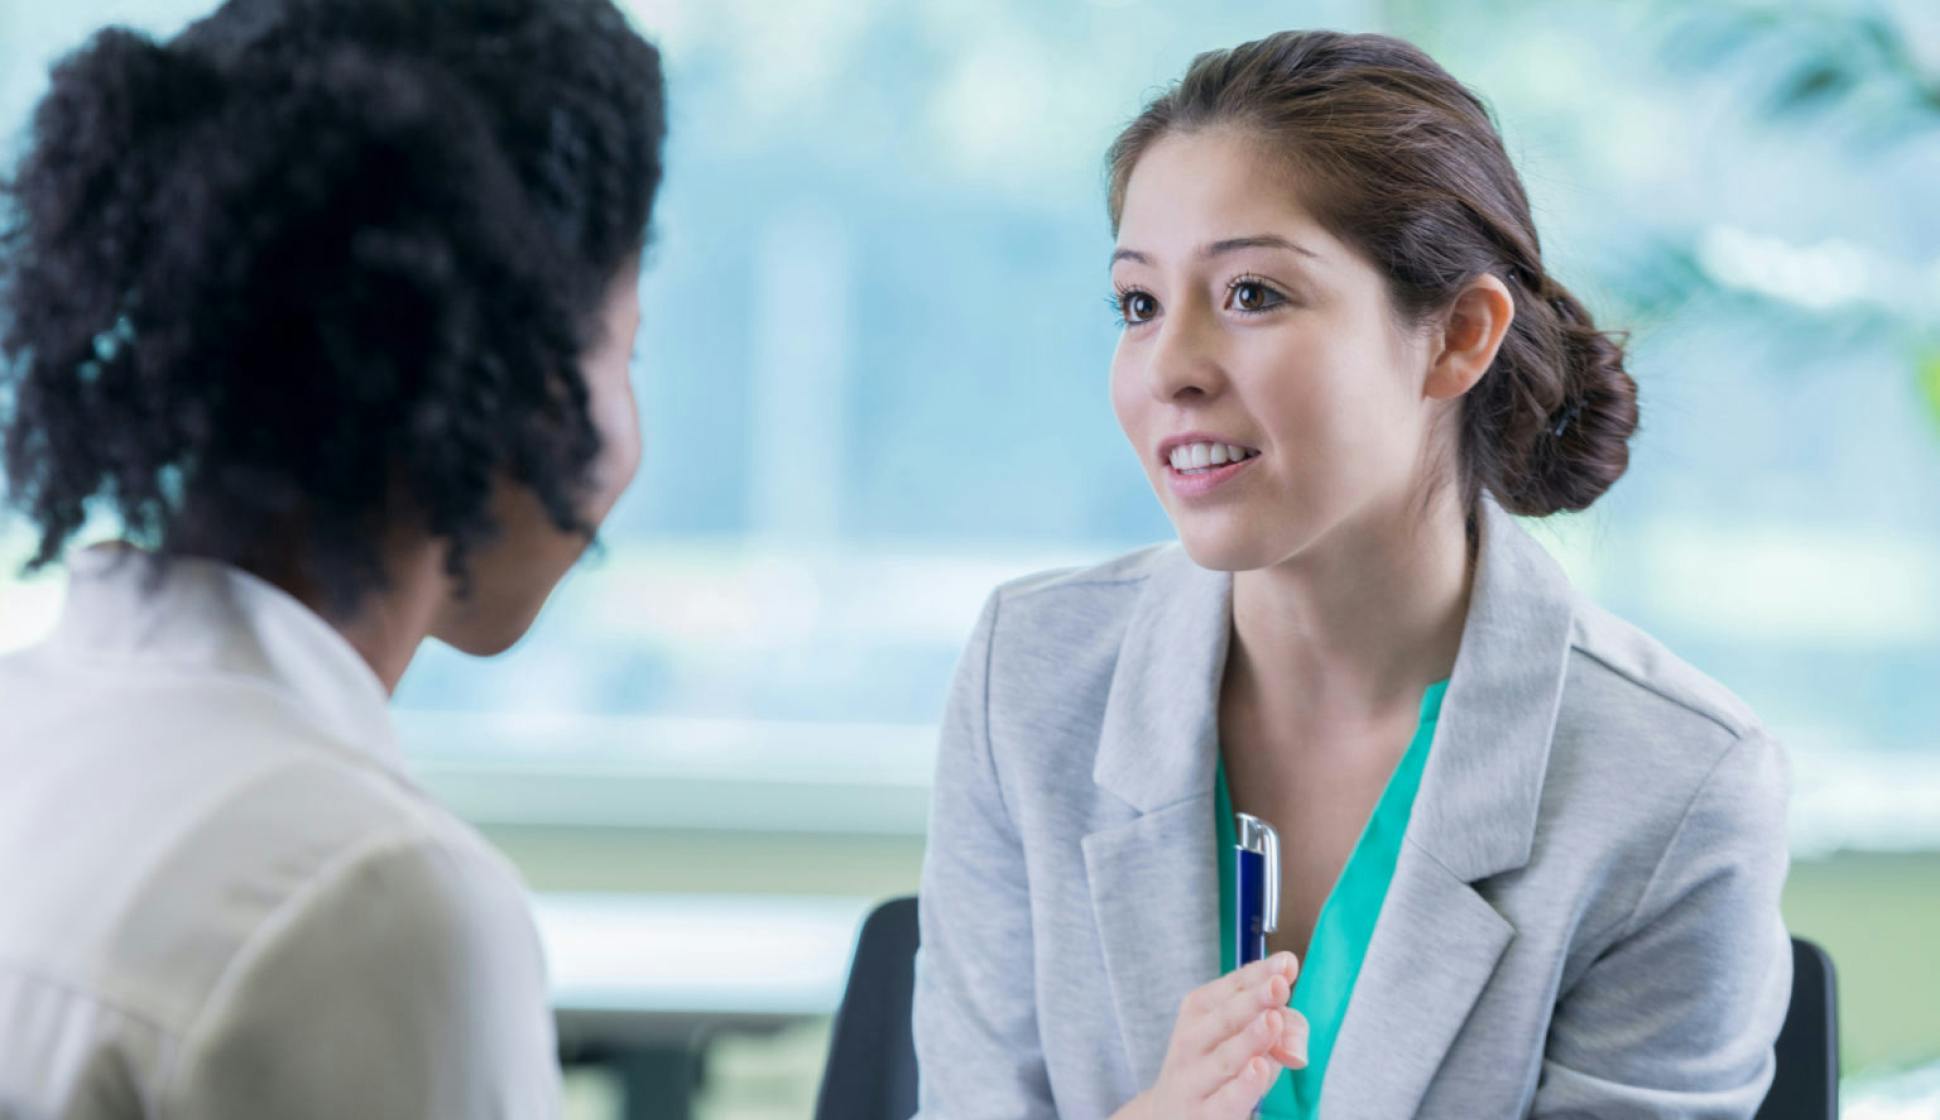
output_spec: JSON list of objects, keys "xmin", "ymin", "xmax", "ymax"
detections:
[{"xmin": 1233, "ymin": 812, "xmax": 1281, "ymax": 967}]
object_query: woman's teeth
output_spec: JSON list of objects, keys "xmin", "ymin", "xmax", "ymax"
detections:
[{"xmin": 1168, "ymin": 442, "xmax": 1259, "ymax": 473}]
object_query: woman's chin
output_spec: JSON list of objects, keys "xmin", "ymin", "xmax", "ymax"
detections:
[
  {"xmin": 432, "ymin": 596, "xmax": 548, "ymax": 658},
  {"xmin": 1174, "ymin": 523, "xmax": 1279, "ymax": 574}
]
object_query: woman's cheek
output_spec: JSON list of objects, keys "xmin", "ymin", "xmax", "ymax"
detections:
[
  {"xmin": 1108, "ymin": 359, "xmax": 1145, "ymax": 454},
  {"xmin": 582, "ymin": 356, "xmax": 643, "ymax": 523}
]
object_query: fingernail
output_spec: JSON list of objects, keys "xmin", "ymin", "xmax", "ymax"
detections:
[{"xmin": 1284, "ymin": 1019, "xmax": 1310, "ymax": 1067}]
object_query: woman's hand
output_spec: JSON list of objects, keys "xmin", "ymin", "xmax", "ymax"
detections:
[{"xmin": 1111, "ymin": 952, "xmax": 1310, "ymax": 1120}]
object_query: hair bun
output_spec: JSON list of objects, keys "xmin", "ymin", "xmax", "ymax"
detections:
[{"xmin": 1505, "ymin": 287, "xmax": 1639, "ymax": 516}]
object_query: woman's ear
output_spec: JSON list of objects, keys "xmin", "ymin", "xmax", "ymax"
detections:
[{"xmin": 1424, "ymin": 273, "xmax": 1514, "ymax": 400}]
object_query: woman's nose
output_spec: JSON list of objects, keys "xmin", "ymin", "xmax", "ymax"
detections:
[{"xmin": 1146, "ymin": 313, "xmax": 1225, "ymax": 404}]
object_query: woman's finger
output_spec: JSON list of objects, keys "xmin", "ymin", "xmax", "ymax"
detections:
[
  {"xmin": 1201, "ymin": 1051, "xmax": 1282, "ymax": 1119},
  {"xmin": 1267, "ymin": 1008, "xmax": 1310, "ymax": 1070},
  {"xmin": 1199, "ymin": 953, "xmax": 1299, "ymax": 1014},
  {"xmin": 1183, "ymin": 966, "xmax": 1292, "ymax": 1056},
  {"xmin": 1224, "ymin": 951, "xmax": 1300, "ymax": 995},
  {"xmin": 1190, "ymin": 1008, "xmax": 1284, "ymax": 1096}
]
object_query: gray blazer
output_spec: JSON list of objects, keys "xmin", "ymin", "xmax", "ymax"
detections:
[{"xmin": 913, "ymin": 497, "xmax": 1792, "ymax": 1119}]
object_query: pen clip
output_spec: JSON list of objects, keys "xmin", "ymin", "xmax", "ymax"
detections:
[
  {"xmin": 1235, "ymin": 813, "xmax": 1281, "ymax": 935},
  {"xmin": 1260, "ymin": 820, "xmax": 1279, "ymax": 935}
]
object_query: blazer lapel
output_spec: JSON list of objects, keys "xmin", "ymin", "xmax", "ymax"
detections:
[
  {"xmin": 1321, "ymin": 844, "xmax": 1514, "ymax": 1115},
  {"xmin": 1323, "ymin": 496, "xmax": 1577, "ymax": 1117},
  {"xmin": 1082, "ymin": 800, "xmax": 1222, "ymax": 1088},
  {"xmin": 1085, "ymin": 547, "xmax": 1234, "ymax": 1085}
]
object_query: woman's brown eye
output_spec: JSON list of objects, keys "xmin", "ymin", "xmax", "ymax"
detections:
[
  {"xmin": 1126, "ymin": 293, "xmax": 1157, "ymax": 321},
  {"xmin": 1228, "ymin": 279, "xmax": 1288, "ymax": 314}
]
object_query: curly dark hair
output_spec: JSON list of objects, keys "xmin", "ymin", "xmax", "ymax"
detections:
[{"xmin": 0, "ymin": 0, "xmax": 666, "ymax": 612}]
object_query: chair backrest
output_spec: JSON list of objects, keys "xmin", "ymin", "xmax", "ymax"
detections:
[
  {"xmin": 812, "ymin": 902, "xmax": 1837, "ymax": 1120},
  {"xmin": 1754, "ymin": 936, "xmax": 1839, "ymax": 1120},
  {"xmin": 815, "ymin": 895, "xmax": 920, "ymax": 1120}
]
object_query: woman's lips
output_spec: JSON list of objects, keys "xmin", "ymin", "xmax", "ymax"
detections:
[{"xmin": 1165, "ymin": 453, "xmax": 1258, "ymax": 498}]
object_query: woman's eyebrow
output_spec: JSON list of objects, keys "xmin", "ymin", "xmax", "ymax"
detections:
[
  {"xmin": 1108, "ymin": 235, "xmax": 1319, "ymax": 270},
  {"xmin": 1204, "ymin": 234, "xmax": 1318, "ymax": 259}
]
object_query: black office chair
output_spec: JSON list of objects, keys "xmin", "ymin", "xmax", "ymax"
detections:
[
  {"xmin": 815, "ymin": 900, "xmax": 1838, "ymax": 1120},
  {"xmin": 1755, "ymin": 936, "xmax": 1840, "ymax": 1120},
  {"xmin": 815, "ymin": 895, "xmax": 921, "ymax": 1120}
]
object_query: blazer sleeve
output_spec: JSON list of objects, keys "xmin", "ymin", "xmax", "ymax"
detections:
[
  {"xmin": 158, "ymin": 832, "xmax": 561, "ymax": 1120},
  {"xmin": 912, "ymin": 591, "xmax": 1058, "ymax": 1118},
  {"xmin": 1532, "ymin": 729, "xmax": 1794, "ymax": 1119}
]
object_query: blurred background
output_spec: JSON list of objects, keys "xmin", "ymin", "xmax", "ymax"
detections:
[{"xmin": 4, "ymin": 0, "xmax": 1938, "ymax": 1116}]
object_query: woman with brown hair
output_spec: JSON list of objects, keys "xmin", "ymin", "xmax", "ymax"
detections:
[{"xmin": 913, "ymin": 30, "xmax": 1790, "ymax": 1120}]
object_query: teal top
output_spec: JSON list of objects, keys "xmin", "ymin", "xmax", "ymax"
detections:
[{"xmin": 1215, "ymin": 679, "xmax": 1448, "ymax": 1117}]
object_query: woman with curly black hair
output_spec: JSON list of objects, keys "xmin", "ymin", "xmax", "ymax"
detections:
[{"xmin": 0, "ymin": 0, "xmax": 666, "ymax": 1113}]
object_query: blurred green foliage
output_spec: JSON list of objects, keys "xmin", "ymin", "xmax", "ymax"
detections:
[
  {"xmin": 1665, "ymin": 2, "xmax": 1940, "ymax": 143},
  {"xmin": 1661, "ymin": 2, "xmax": 1940, "ymax": 432},
  {"xmin": 1918, "ymin": 342, "xmax": 1940, "ymax": 436}
]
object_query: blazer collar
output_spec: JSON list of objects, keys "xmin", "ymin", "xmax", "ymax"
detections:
[
  {"xmin": 1091, "ymin": 543, "xmax": 1233, "ymax": 815},
  {"xmin": 1325, "ymin": 500, "xmax": 1575, "ymax": 1115},
  {"xmin": 1091, "ymin": 494, "xmax": 1575, "ymax": 884},
  {"xmin": 1411, "ymin": 496, "xmax": 1575, "ymax": 882}
]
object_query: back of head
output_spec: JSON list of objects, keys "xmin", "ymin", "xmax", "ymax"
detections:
[
  {"xmin": 1107, "ymin": 30, "xmax": 1638, "ymax": 518},
  {"xmin": 0, "ymin": 0, "xmax": 667, "ymax": 611}
]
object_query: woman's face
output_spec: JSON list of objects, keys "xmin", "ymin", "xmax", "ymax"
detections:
[
  {"xmin": 1109, "ymin": 127, "xmax": 1445, "ymax": 573},
  {"xmin": 432, "ymin": 259, "xmax": 644, "ymax": 655}
]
